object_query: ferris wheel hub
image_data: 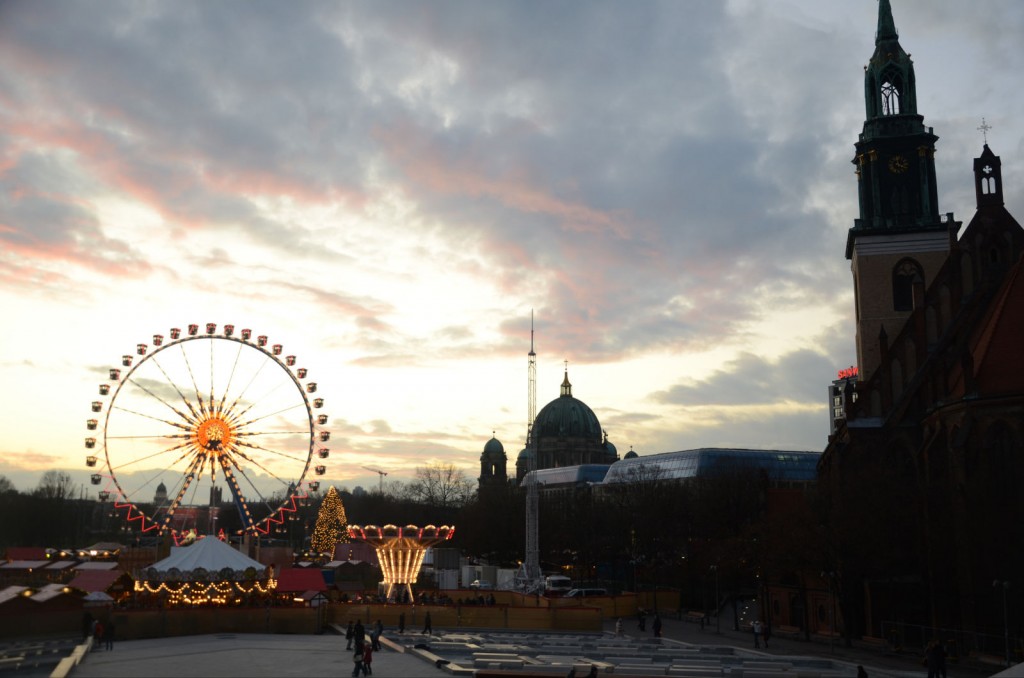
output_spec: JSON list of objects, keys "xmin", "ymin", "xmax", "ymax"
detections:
[{"xmin": 196, "ymin": 416, "xmax": 233, "ymax": 452}]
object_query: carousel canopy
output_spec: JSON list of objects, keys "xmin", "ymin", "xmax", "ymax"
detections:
[{"xmin": 150, "ymin": 535, "xmax": 264, "ymax": 575}]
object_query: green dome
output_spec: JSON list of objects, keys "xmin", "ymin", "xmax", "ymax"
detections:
[
  {"xmin": 483, "ymin": 436, "xmax": 505, "ymax": 456},
  {"xmin": 533, "ymin": 371, "xmax": 602, "ymax": 441}
]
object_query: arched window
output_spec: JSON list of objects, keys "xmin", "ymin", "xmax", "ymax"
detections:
[
  {"xmin": 881, "ymin": 80, "xmax": 901, "ymax": 115},
  {"xmin": 893, "ymin": 258, "xmax": 923, "ymax": 311}
]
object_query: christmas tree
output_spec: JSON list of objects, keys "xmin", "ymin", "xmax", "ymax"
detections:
[{"xmin": 310, "ymin": 485, "xmax": 349, "ymax": 555}]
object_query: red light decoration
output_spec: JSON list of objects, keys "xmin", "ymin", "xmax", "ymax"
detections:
[{"xmin": 837, "ymin": 366, "xmax": 859, "ymax": 380}]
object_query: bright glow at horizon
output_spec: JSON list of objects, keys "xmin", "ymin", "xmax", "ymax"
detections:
[{"xmin": 2, "ymin": 1, "xmax": 1024, "ymax": 496}]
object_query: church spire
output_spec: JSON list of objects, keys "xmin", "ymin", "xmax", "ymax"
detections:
[
  {"xmin": 560, "ymin": 363, "xmax": 572, "ymax": 398},
  {"xmin": 876, "ymin": 0, "xmax": 898, "ymax": 43}
]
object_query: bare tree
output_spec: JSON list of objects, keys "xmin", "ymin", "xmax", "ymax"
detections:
[
  {"xmin": 0, "ymin": 475, "xmax": 15, "ymax": 495},
  {"xmin": 34, "ymin": 470, "xmax": 73, "ymax": 500},
  {"xmin": 407, "ymin": 462, "xmax": 473, "ymax": 508}
]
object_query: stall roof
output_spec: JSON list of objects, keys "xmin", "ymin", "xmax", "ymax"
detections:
[
  {"xmin": 30, "ymin": 583, "xmax": 70, "ymax": 603},
  {"xmin": 43, "ymin": 560, "xmax": 77, "ymax": 571},
  {"xmin": 0, "ymin": 560, "xmax": 49, "ymax": 570},
  {"xmin": 74, "ymin": 562, "xmax": 119, "ymax": 571},
  {"xmin": 68, "ymin": 570, "xmax": 125, "ymax": 593},
  {"xmin": 0, "ymin": 586, "xmax": 30, "ymax": 605},
  {"xmin": 275, "ymin": 567, "xmax": 326, "ymax": 593}
]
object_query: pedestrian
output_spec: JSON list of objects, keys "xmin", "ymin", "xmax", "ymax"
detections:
[
  {"xmin": 372, "ymin": 619, "xmax": 383, "ymax": 650},
  {"xmin": 856, "ymin": 666, "xmax": 868, "ymax": 678},
  {"xmin": 92, "ymin": 620, "xmax": 104, "ymax": 651},
  {"xmin": 653, "ymin": 614, "xmax": 662, "ymax": 638},
  {"xmin": 398, "ymin": 612, "xmax": 406, "ymax": 633},
  {"xmin": 103, "ymin": 619, "xmax": 115, "ymax": 651},
  {"xmin": 363, "ymin": 643, "xmax": 374, "ymax": 675},
  {"xmin": 614, "ymin": 618, "xmax": 623, "ymax": 637},
  {"xmin": 423, "ymin": 611, "xmax": 432, "ymax": 634},
  {"xmin": 636, "ymin": 609, "xmax": 646, "ymax": 631},
  {"xmin": 925, "ymin": 640, "xmax": 947, "ymax": 678},
  {"xmin": 354, "ymin": 619, "xmax": 366, "ymax": 650},
  {"xmin": 351, "ymin": 646, "xmax": 365, "ymax": 677},
  {"xmin": 345, "ymin": 620, "xmax": 354, "ymax": 650},
  {"xmin": 752, "ymin": 619, "xmax": 762, "ymax": 648}
]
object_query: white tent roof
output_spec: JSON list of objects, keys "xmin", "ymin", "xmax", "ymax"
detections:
[{"xmin": 150, "ymin": 536, "xmax": 265, "ymax": 573}]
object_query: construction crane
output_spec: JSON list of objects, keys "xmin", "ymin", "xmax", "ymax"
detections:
[{"xmin": 362, "ymin": 466, "xmax": 388, "ymax": 494}]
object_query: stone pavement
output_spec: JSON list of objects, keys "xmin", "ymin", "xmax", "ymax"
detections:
[{"xmin": 61, "ymin": 615, "xmax": 1011, "ymax": 678}]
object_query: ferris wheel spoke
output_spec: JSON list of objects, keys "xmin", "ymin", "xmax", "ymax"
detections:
[
  {"xmin": 234, "ymin": 402, "xmax": 307, "ymax": 429},
  {"xmin": 220, "ymin": 354, "xmax": 274, "ymax": 422},
  {"xmin": 149, "ymin": 354, "xmax": 202, "ymax": 421},
  {"xmin": 235, "ymin": 430, "xmax": 311, "ymax": 437},
  {"xmin": 227, "ymin": 445, "xmax": 290, "ymax": 481},
  {"xmin": 179, "ymin": 340, "xmax": 209, "ymax": 419},
  {"xmin": 121, "ymin": 378, "xmax": 197, "ymax": 428},
  {"xmin": 160, "ymin": 454, "xmax": 207, "ymax": 531},
  {"xmin": 224, "ymin": 458, "xmax": 285, "ymax": 533},
  {"xmin": 233, "ymin": 439, "xmax": 308, "ymax": 464},
  {"xmin": 216, "ymin": 341, "xmax": 245, "ymax": 417},
  {"xmin": 109, "ymin": 440, "xmax": 196, "ymax": 472},
  {"xmin": 109, "ymin": 404, "xmax": 191, "ymax": 432}
]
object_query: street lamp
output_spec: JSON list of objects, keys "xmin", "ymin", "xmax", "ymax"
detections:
[
  {"xmin": 994, "ymin": 580, "xmax": 1010, "ymax": 666},
  {"xmin": 710, "ymin": 565, "xmax": 720, "ymax": 634}
]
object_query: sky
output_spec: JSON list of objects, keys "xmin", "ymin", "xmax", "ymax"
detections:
[{"xmin": 2, "ymin": 0, "xmax": 1023, "ymax": 501}]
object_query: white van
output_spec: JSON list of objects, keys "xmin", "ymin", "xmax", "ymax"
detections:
[{"xmin": 544, "ymin": 575, "xmax": 572, "ymax": 595}]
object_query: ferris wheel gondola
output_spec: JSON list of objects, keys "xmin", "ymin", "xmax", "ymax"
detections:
[{"xmin": 85, "ymin": 324, "xmax": 328, "ymax": 537}]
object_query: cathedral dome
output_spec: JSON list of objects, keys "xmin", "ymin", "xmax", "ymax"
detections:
[
  {"xmin": 532, "ymin": 370, "xmax": 602, "ymax": 441},
  {"xmin": 623, "ymin": 448, "xmax": 638, "ymax": 460},
  {"xmin": 517, "ymin": 447, "xmax": 533, "ymax": 462},
  {"xmin": 483, "ymin": 436, "xmax": 505, "ymax": 456}
]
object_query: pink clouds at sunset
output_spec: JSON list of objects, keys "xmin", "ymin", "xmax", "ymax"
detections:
[{"xmin": 1, "ymin": 0, "xmax": 1022, "ymax": 495}]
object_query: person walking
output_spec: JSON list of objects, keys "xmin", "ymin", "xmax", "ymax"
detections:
[
  {"xmin": 423, "ymin": 611, "xmax": 432, "ymax": 634},
  {"xmin": 362, "ymin": 643, "xmax": 374, "ymax": 675},
  {"xmin": 91, "ymin": 620, "xmax": 104, "ymax": 651},
  {"xmin": 372, "ymin": 619, "xmax": 383, "ymax": 650},
  {"xmin": 752, "ymin": 619, "xmax": 762, "ymax": 648},
  {"xmin": 614, "ymin": 618, "xmax": 623, "ymax": 637},
  {"xmin": 345, "ymin": 621, "xmax": 354, "ymax": 650},
  {"xmin": 652, "ymin": 614, "xmax": 662, "ymax": 638},
  {"xmin": 354, "ymin": 619, "xmax": 366, "ymax": 650},
  {"xmin": 351, "ymin": 646, "xmax": 366, "ymax": 677},
  {"xmin": 102, "ymin": 619, "xmax": 115, "ymax": 651}
]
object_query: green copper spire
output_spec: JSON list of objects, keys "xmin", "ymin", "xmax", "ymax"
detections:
[{"xmin": 876, "ymin": 0, "xmax": 898, "ymax": 43}]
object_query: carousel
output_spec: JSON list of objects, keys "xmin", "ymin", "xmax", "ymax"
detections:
[{"xmin": 347, "ymin": 524, "xmax": 454, "ymax": 602}]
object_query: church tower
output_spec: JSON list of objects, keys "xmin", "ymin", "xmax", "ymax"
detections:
[{"xmin": 846, "ymin": 0, "xmax": 960, "ymax": 382}]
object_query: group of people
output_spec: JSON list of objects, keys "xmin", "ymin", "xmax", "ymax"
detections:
[
  {"xmin": 345, "ymin": 619, "xmax": 384, "ymax": 676},
  {"xmin": 81, "ymin": 612, "xmax": 115, "ymax": 651}
]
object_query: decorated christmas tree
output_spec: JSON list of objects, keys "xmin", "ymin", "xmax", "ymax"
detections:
[{"xmin": 310, "ymin": 485, "xmax": 349, "ymax": 556}]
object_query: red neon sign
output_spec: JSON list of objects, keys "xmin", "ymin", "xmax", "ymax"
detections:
[{"xmin": 837, "ymin": 366, "xmax": 859, "ymax": 380}]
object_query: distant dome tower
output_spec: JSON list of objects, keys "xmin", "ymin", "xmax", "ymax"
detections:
[
  {"xmin": 517, "ymin": 367, "xmax": 617, "ymax": 482},
  {"xmin": 153, "ymin": 481, "xmax": 167, "ymax": 505},
  {"xmin": 478, "ymin": 433, "xmax": 508, "ymax": 493}
]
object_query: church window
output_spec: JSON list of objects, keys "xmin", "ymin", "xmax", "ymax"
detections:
[
  {"xmin": 892, "ymin": 258, "xmax": 923, "ymax": 311},
  {"xmin": 881, "ymin": 80, "xmax": 901, "ymax": 115}
]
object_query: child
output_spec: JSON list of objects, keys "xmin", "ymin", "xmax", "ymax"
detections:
[{"xmin": 362, "ymin": 643, "xmax": 374, "ymax": 675}]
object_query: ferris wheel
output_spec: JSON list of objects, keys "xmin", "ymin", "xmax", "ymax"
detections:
[{"xmin": 85, "ymin": 323, "xmax": 329, "ymax": 537}]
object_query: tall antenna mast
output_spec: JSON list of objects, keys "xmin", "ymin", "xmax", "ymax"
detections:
[{"xmin": 520, "ymin": 310, "xmax": 542, "ymax": 592}]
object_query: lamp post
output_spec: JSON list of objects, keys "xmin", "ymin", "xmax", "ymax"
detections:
[
  {"xmin": 710, "ymin": 565, "xmax": 720, "ymax": 634},
  {"xmin": 994, "ymin": 580, "xmax": 1010, "ymax": 666}
]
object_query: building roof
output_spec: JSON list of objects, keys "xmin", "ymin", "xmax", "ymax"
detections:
[
  {"xmin": 528, "ymin": 464, "xmax": 610, "ymax": 486},
  {"xmin": 73, "ymin": 561, "xmax": 119, "ymax": 571},
  {"xmin": 0, "ymin": 560, "xmax": 49, "ymax": 570},
  {"xmin": 275, "ymin": 567, "xmax": 326, "ymax": 593},
  {"xmin": 0, "ymin": 586, "xmax": 30, "ymax": 605},
  {"xmin": 4, "ymin": 547, "xmax": 46, "ymax": 561},
  {"xmin": 67, "ymin": 570, "xmax": 125, "ymax": 593},
  {"xmin": 603, "ymin": 448, "xmax": 822, "ymax": 485}
]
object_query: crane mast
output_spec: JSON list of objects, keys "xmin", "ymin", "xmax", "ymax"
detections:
[{"xmin": 520, "ymin": 311, "xmax": 542, "ymax": 592}]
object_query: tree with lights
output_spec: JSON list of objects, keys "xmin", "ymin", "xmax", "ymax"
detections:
[{"xmin": 310, "ymin": 485, "xmax": 349, "ymax": 555}]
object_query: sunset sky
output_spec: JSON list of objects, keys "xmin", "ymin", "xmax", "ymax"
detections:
[{"xmin": 2, "ymin": 1, "xmax": 1023, "ymax": 497}]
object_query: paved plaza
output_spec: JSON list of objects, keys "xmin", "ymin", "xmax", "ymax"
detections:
[{"xmin": 51, "ymin": 612, "xmax": 1010, "ymax": 678}]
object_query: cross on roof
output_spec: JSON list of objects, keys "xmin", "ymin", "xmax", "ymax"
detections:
[{"xmin": 978, "ymin": 117, "xmax": 992, "ymax": 144}]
